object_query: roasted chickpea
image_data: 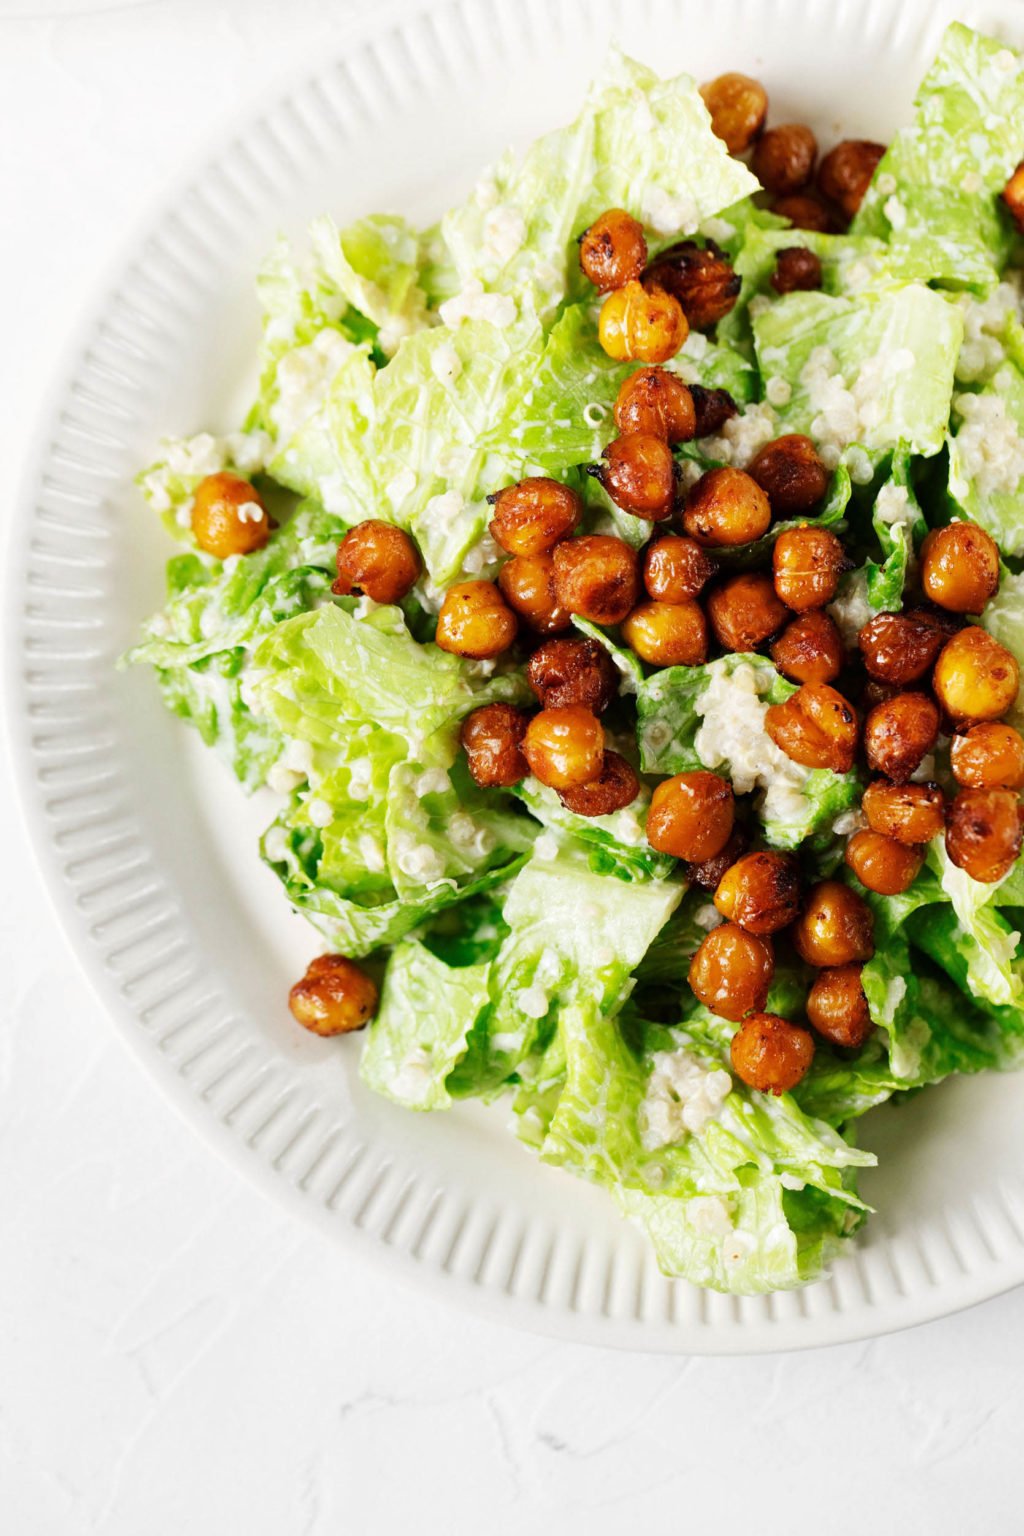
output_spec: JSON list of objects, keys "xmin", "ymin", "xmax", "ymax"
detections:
[
  {"xmin": 748, "ymin": 434, "xmax": 829, "ymax": 515},
  {"xmin": 191, "ymin": 472, "xmax": 270, "ymax": 559},
  {"xmin": 435, "ymin": 580, "xmax": 517, "ymax": 659},
  {"xmin": 765, "ymin": 683, "xmax": 858, "ymax": 772},
  {"xmin": 707, "ymin": 572, "xmax": 789, "ymax": 652},
  {"xmin": 621, "ymin": 600, "xmax": 708, "ymax": 667},
  {"xmin": 845, "ymin": 829, "xmax": 924, "ymax": 896},
  {"xmin": 817, "ymin": 139, "xmax": 886, "ymax": 221},
  {"xmin": 920, "ymin": 523, "xmax": 1000, "ymax": 615},
  {"xmin": 933, "ymin": 627, "xmax": 1020, "ymax": 724},
  {"xmin": 552, "ymin": 535, "xmax": 639, "ymax": 626},
  {"xmin": 772, "ymin": 525, "xmax": 846, "ymax": 612},
  {"xmin": 752, "ymin": 124, "xmax": 817, "ymax": 195},
  {"xmin": 288, "ymin": 954, "xmax": 378, "ymax": 1037},
  {"xmin": 730, "ymin": 1013, "xmax": 814, "ymax": 1094},
  {"xmin": 699, "ymin": 72, "xmax": 768, "ymax": 154},
  {"xmin": 771, "ymin": 245, "xmax": 824, "ymax": 294},
  {"xmin": 1003, "ymin": 161, "xmax": 1024, "ymax": 234},
  {"xmin": 488, "ymin": 476, "xmax": 581, "ymax": 556},
  {"xmin": 643, "ymin": 535, "xmax": 717, "ymax": 604},
  {"xmin": 578, "ymin": 208, "xmax": 648, "ymax": 292},
  {"xmin": 526, "ymin": 636, "xmax": 618, "ymax": 713},
  {"xmin": 598, "ymin": 280, "xmax": 688, "ymax": 364},
  {"xmin": 770, "ymin": 610, "xmax": 844, "ymax": 684},
  {"xmin": 858, "ymin": 607, "xmax": 959, "ymax": 685},
  {"xmin": 772, "ymin": 194, "xmax": 832, "ymax": 232},
  {"xmin": 647, "ymin": 771, "xmax": 735, "ymax": 862},
  {"xmin": 690, "ymin": 385, "xmax": 739, "ymax": 438},
  {"xmin": 862, "ymin": 691, "xmax": 939, "ymax": 783},
  {"xmin": 946, "ymin": 787, "xmax": 1024, "ymax": 884},
  {"xmin": 460, "ymin": 703, "xmax": 529, "ymax": 788},
  {"xmin": 522, "ymin": 706, "xmax": 604, "ymax": 790},
  {"xmin": 613, "ymin": 367, "xmax": 697, "ymax": 441},
  {"xmin": 682, "ymin": 467, "xmax": 771, "ymax": 547},
  {"xmin": 806, "ymin": 965, "xmax": 873, "ymax": 1049},
  {"xmin": 686, "ymin": 828, "xmax": 748, "ymax": 891},
  {"xmin": 597, "ymin": 433, "xmax": 677, "ymax": 519},
  {"xmin": 498, "ymin": 554, "xmax": 570, "ymax": 635},
  {"xmin": 951, "ymin": 722, "xmax": 1024, "ymax": 791},
  {"xmin": 713, "ymin": 851, "xmax": 801, "ymax": 935},
  {"xmin": 557, "ymin": 751, "xmax": 640, "ymax": 817},
  {"xmin": 689, "ymin": 924, "xmax": 774, "ymax": 1022},
  {"xmin": 862, "ymin": 779, "xmax": 945, "ymax": 844},
  {"xmin": 332, "ymin": 519, "xmax": 421, "ymax": 603},
  {"xmin": 641, "ymin": 240, "xmax": 741, "ymax": 331},
  {"xmin": 792, "ymin": 881, "xmax": 874, "ymax": 967}
]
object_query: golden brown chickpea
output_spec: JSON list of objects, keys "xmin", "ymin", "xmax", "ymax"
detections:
[
  {"xmin": 699, "ymin": 72, "xmax": 768, "ymax": 154},
  {"xmin": 641, "ymin": 240, "xmax": 741, "ymax": 331},
  {"xmin": 435, "ymin": 580, "xmax": 517, "ymax": 659},
  {"xmin": 690, "ymin": 385, "xmax": 739, "ymax": 438},
  {"xmin": 498, "ymin": 554, "xmax": 570, "ymax": 635},
  {"xmin": 689, "ymin": 925, "xmax": 775, "ymax": 1022},
  {"xmin": 713, "ymin": 851, "xmax": 801, "ymax": 935},
  {"xmin": 643, "ymin": 534, "xmax": 717, "ymax": 604},
  {"xmin": 488, "ymin": 477, "xmax": 581, "ymax": 556},
  {"xmin": 598, "ymin": 280, "xmax": 688, "ymax": 364},
  {"xmin": 862, "ymin": 780, "xmax": 945, "ymax": 844},
  {"xmin": 526, "ymin": 635, "xmax": 618, "ymax": 713},
  {"xmin": 552, "ymin": 535, "xmax": 639, "ymax": 626},
  {"xmin": 806, "ymin": 965, "xmax": 873, "ymax": 1049},
  {"xmin": 686, "ymin": 827, "xmax": 749, "ymax": 891},
  {"xmin": 557, "ymin": 751, "xmax": 640, "ymax": 818},
  {"xmin": 730, "ymin": 1012, "xmax": 814, "ymax": 1094},
  {"xmin": 1003, "ymin": 161, "xmax": 1024, "ymax": 234},
  {"xmin": 951, "ymin": 723, "xmax": 1024, "ymax": 791},
  {"xmin": 772, "ymin": 193, "xmax": 832, "ymax": 232},
  {"xmin": 621, "ymin": 600, "xmax": 708, "ymax": 667},
  {"xmin": 772, "ymin": 525, "xmax": 847, "ymax": 612},
  {"xmin": 934, "ymin": 627, "xmax": 1020, "ymax": 724},
  {"xmin": 460, "ymin": 703, "xmax": 530, "ymax": 788},
  {"xmin": 752, "ymin": 124, "xmax": 817, "ymax": 195},
  {"xmin": 920, "ymin": 523, "xmax": 1000, "ymax": 615},
  {"xmin": 288, "ymin": 954, "xmax": 378, "ymax": 1037},
  {"xmin": 858, "ymin": 607, "xmax": 959, "ymax": 685},
  {"xmin": 817, "ymin": 139, "xmax": 886, "ymax": 221},
  {"xmin": 682, "ymin": 467, "xmax": 771, "ymax": 547},
  {"xmin": 765, "ymin": 683, "xmax": 859, "ymax": 772},
  {"xmin": 747, "ymin": 434, "xmax": 829, "ymax": 515},
  {"xmin": 844, "ymin": 829, "xmax": 924, "ymax": 896},
  {"xmin": 191, "ymin": 472, "xmax": 270, "ymax": 559},
  {"xmin": 613, "ymin": 367, "xmax": 697, "ymax": 442},
  {"xmin": 792, "ymin": 881, "xmax": 874, "ymax": 967},
  {"xmin": 597, "ymin": 433, "xmax": 677, "ymax": 519},
  {"xmin": 647, "ymin": 771, "xmax": 735, "ymax": 862},
  {"xmin": 863, "ymin": 691, "xmax": 939, "ymax": 783},
  {"xmin": 707, "ymin": 572, "xmax": 789, "ymax": 652},
  {"xmin": 578, "ymin": 208, "xmax": 648, "ymax": 292},
  {"xmin": 946, "ymin": 787, "xmax": 1024, "ymax": 884},
  {"xmin": 771, "ymin": 245, "xmax": 824, "ymax": 294},
  {"xmin": 770, "ymin": 610, "xmax": 844, "ymax": 684},
  {"xmin": 332, "ymin": 519, "xmax": 421, "ymax": 603},
  {"xmin": 523, "ymin": 706, "xmax": 604, "ymax": 790}
]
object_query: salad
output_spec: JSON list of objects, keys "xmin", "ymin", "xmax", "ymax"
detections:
[{"xmin": 127, "ymin": 21, "xmax": 1024, "ymax": 1295}]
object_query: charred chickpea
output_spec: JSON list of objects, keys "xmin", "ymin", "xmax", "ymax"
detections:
[
  {"xmin": 1002, "ymin": 161, "xmax": 1024, "ymax": 234},
  {"xmin": 806, "ymin": 965, "xmax": 873, "ymax": 1049},
  {"xmin": 598, "ymin": 280, "xmax": 688, "ymax": 364},
  {"xmin": 689, "ymin": 924, "xmax": 775, "ymax": 1022},
  {"xmin": 578, "ymin": 208, "xmax": 648, "ymax": 292},
  {"xmin": 460, "ymin": 703, "xmax": 529, "ymax": 788},
  {"xmin": 643, "ymin": 535, "xmax": 717, "ymax": 603},
  {"xmin": 707, "ymin": 572, "xmax": 789, "ymax": 652},
  {"xmin": 933, "ymin": 628, "xmax": 1020, "ymax": 724},
  {"xmin": 332, "ymin": 519, "xmax": 421, "ymax": 604},
  {"xmin": 682, "ymin": 466, "xmax": 771, "ymax": 547},
  {"xmin": 488, "ymin": 476, "xmax": 581, "ymax": 556},
  {"xmin": 845, "ymin": 829, "xmax": 924, "ymax": 897},
  {"xmin": 771, "ymin": 245, "xmax": 824, "ymax": 294},
  {"xmin": 498, "ymin": 554, "xmax": 570, "ymax": 635},
  {"xmin": 730, "ymin": 1013, "xmax": 814, "ymax": 1095},
  {"xmin": 951, "ymin": 723, "xmax": 1024, "ymax": 791},
  {"xmin": 552, "ymin": 535, "xmax": 640, "ymax": 626},
  {"xmin": 772, "ymin": 525, "xmax": 847, "ymax": 612},
  {"xmin": 752, "ymin": 124, "xmax": 818, "ymax": 195},
  {"xmin": 622, "ymin": 599, "xmax": 708, "ymax": 667},
  {"xmin": 597, "ymin": 433, "xmax": 677, "ymax": 519},
  {"xmin": 435, "ymin": 580, "xmax": 517, "ymax": 659},
  {"xmin": 613, "ymin": 367, "xmax": 697, "ymax": 441},
  {"xmin": 522, "ymin": 706, "xmax": 604, "ymax": 790},
  {"xmin": 772, "ymin": 193, "xmax": 832, "ymax": 232},
  {"xmin": 288, "ymin": 955, "xmax": 378, "ymax": 1037},
  {"xmin": 526, "ymin": 635, "xmax": 618, "ymax": 714},
  {"xmin": 946, "ymin": 788, "xmax": 1024, "ymax": 884},
  {"xmin": 686, "ymin": 828, "xmax": 748, "ymax": 891},
  {"xmin": 858, "ymin": 607, "xmax": 959, "ymax": 685},
  {"xmin": 557, "ymin": 751, "xmax": 640, "ymax": 817},
  {"xmin": 817, "ymin": 139, "xmax": 886, "ymax": 221},
  {"xmin": 690, "ymin": 384, "xmax": 739, "ymax": 438},
  {"xmin": 792, "ymin": 880, "xmax": 875, "ymax": 967},
  {"xmin": 191, "ymin": 472, "xmax": 270, "ymax": 559},
  {"xmin": 647, "ymin": 771, "xmax": 735, "ymax": 862},
  {"xmin": 713, "ymin": 851, "xmax": 801, "ymax": 935},
  {"xmin": 920, "ymin": 523, "xmax": 1000, "ymax": 615},
  {"xmin": 770, "ymin": 610, "xmax": 845, "ymax": 684},
  {"xmin": 641, "ymin": 240, "xmax": 741, "ymax": 331},
  {"xmin": 765, "ymin": 683, "xmax": 859, "ymax": 773},
  {"xmin": 699, "ymin": 72, "xmax": 768, "ymax": 155},
  {"xmin": 862, "ymin": 780, "xmax": 946, "ymax": 844},
  {"xmin": 748, "ymin": 434, "xmax": 829, "ymax": 516},
  {"xmin": 863, "ymin": 691, "xmax": 940, "ymax": 783}
]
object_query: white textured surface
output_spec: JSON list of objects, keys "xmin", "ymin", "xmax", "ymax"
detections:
[{"xmin": 3, "ymin": 1, "xmax": 1024, "ymax": 1528}]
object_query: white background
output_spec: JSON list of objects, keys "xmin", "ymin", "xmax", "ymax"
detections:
[{"xmin": 2, "ymin": 2, "xmax": 1024, "ymax": 1531}]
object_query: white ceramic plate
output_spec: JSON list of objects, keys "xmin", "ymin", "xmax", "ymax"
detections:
[{"xmin": 8, "ymin": 0, "xmax": 1024, "ymax": 1353}]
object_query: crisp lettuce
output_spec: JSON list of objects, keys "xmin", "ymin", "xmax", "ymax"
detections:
[
  {"xmin": 864, "ymin": 445, "xmax": 925, "ymax": 610},
  {"xmin": 948, "ymin": 363, "xmax": 1024, "ymax": 557}
]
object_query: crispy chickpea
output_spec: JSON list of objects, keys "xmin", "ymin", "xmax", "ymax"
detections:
[
  {"xmin": 598, "ymin": 280, "xmax": 688, "ymax": 364},
  {"xmin": 613, "ymin": 367, "xmax": 696, "ymax": 441},
  {"xmin": 863, "ymin": 691, "xmax": 939, "ymax": 783},
  {"xmin": 689, "ymin": 924, "xmax": 774, "ymax": 1022},
  {"xmin": 933, "ymin": 627, "xmax": 1020, "ymax": 723},
  {"xmin": 488, "ymin": 476, "xmax": 581, "ymax": 556},
  {"xmin": 858, "ymin": 607, "xmax": 959, "ymax": 685},
  {"xmin": 920, "ymin": 523, "xmax": 1000, "ymax": 615},
  {"xmin": 552, "ymin": 535, "xmax": 639, "ymax": 625},
  {"xmin": 643, "ymin": 535, "xmax": 717, "ymax": 603},
  {"xmin": 730, "ymin": 1012, "xmax": 814, "ymax": 1094},
  {"xmin": 792, "ymin": 880, "xmax": 874, "ymax": 967},
  {"xmin": 772, "ymin": 525, "xmax": 846, "ymax": 612},
  {"xmin": 558, "ymin": 751, "xmax": 639, "ymax": 817},
  {"xmin": 641, "ymin": 240, "xmax": 741, "ymax": 330},
  {"xmin": 817, "ymin": 139, "xmax": 886, "ymax": 221},
  {"xmin": 707, "ymin": 572, "xmax": 789, "ymax": 652},
  {"xmin": 690, "ymin": 385, "xmax": 739, "ymax": 438},
  {"xmin": 772, "ymin": 193, "xmax": 832, "ymax": 232},
  {"xmin": 699, "ymin": 72, "xmax": 768, "ymax": 154},
  {"xmin": 951, "ymin": 723, "xmax": 1024, "ymax": 791},
  {"xmin": 288, "ymin": 954, "xmax": 377, "ymax": 1037},
  {"xmin": 578, "ymin": 208, "xmax": 648, "ymax": 292},
  {"xmin": 526, "ymin": 636, "xmax": 617, "ymax": 713},
  {"xmin": 682, "ymin": 467, "xmax": 771, "ymax": 547},
  {"xmin": 862, "ymin": 780, "xmax": 945, "ymax": 844},
  {"xmin": 770, "ymin": 610, "xmax": 844, "ymax": 684},
  {"xmin": 946, "ymin": 787, "xmax": 1024, "ymax": 884},
  {"xmin": 764, "ymin": 682, "xmax": 858, "ymax": 773},
  {"xmin": 460, "ymin": 703, "xmax": 529, "ymax": 788},
  {"xmin": 845, "ymin": 829, "xmax": 924, "ymax": 896},
  {"xmin": 597, "ymin": 433, "xmax": 677, "ymax": 519},
  {"xmin": 686, "ymin": 827, "xmax": 748, "ymax": 891},
  {"xmin": 498, "ymin": 554, "xmax": 570, "ymax": 635},
  {"xmin": 806, "ymin": 965, "xmax": 873, "ymax": 1049},
  {"xmin": 752, "ymin": 124, "xmax": 817, "ymax": 195},
  {"xmin": 647, "ymin": 771, "xmax": 735, "ymax": 862},
  {"xmin": 522, "ymin": 706, "xmax": 604, "ymax": 790},
  {"xmin": 748, "ymin": 434, "xmax": 829, "ymax": 515},
  {"xmin": 1003, "ymin": 161, "xmax": 1024, "ymax": 234},
  {"xmin": 332, "ymin": 519, "xmax": 421, "ymax": 603},
  {"xmin": 713, "ymin": 851, "xmax": 801, "ymax": 935},
  {"xmin": 191, "ymin": 472, "xmax": 269, "ymax": 559},
  {"xmin": 771, "ymin": 245, "xmax": 824, "ymax": 294},
  {"xmin": 621, "ymin": 600, "xmax": 708, "ymax": 667},
  {"xmin": 435, "ymin": 580, "xmax": 517, "ymax": 659}
]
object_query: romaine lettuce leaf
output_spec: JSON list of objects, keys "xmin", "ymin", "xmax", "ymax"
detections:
[
  {"xmin": 948, "ymin": 363, "xmax": 1024, "ymax": 557},
  {"xmin": 864, "ymin": 445, "xmax": 925, "ymax": 610}
]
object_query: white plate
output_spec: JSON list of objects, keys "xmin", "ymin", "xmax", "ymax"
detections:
[{"xmin": 8, "ymin": 0, "xmax": 1024, "ymax": 1354}]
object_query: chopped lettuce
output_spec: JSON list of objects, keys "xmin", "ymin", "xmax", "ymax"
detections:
[
  {"xmin": 864, "ymin": 445, "xmax": 925, "ymax": 610},
  {"xmin": 948, "ymin": 362, "xmax": 1024, "ymax": 557}
]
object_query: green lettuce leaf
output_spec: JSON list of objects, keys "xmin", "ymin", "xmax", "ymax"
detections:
[
  {"xmin": 864, "ymin": 445, "xmax": 926, "ymax": 610},
  {"xmin": 948, "ymin": 363, "xmax": 1024, "ymax": 557}
]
